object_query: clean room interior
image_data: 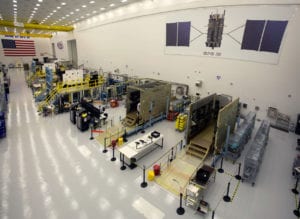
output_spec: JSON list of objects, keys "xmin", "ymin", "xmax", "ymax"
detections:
[{"xmin": 1, "ymin": 0, "xmax": 300, "ymax": 219}]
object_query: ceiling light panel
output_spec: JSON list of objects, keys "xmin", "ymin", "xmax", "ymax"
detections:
[{"xmin": 0, "ymin": 0, "xmax": 140, "ymax": 28}]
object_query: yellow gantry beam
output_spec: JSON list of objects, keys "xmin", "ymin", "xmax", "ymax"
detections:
[
  {"xmin": 0, "ymin": 31, "xmax": 52, "ymax": 38},
  {"xmin": 0, "ymin": 20, "xmax": 74, "ymax": 32}
]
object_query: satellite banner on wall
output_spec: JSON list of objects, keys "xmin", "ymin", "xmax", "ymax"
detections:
[{"xmin": 164, "ymin": 5, "xmax": 297, "ymax": 64}]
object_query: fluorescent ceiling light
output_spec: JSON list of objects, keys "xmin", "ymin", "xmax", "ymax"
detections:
[
  {"xmin": 70, "ymin": 12, "xmax": 74, "ymax": 14},
  {"xmin": 57, "ymin": 6, "xmax": 61, "ymax": 9},
  {"xmin": 38, "ymin": 0, "xmax": 43, "ymax": 2},
  {"xmin": 89, "ymin": 1, "xmax": 95, "ymax": 3},
  {"xmin": 86, "ymin": 13, "xmax": 90, "ymax": 16},
  {"xmin": 13, "ymin": 8, "xmax": 17, "ymax": 10},
  {"xmin": 66, "ymin": 14, "xmax": 70, "ymax": 17},
  {"xmin": 36, "ymin": 3, "xmax": 40, "ymax": 6},
  {"xmin": 82, "ymin": 5, "xmax": 87, "ymax": 8},
  {"xmin": 53, "ymin": 10, "xmax": 57, "ymax": 12},
  {"xmin": 110, "ymin": 4, "xmax": 115, "ymax": 7},
  {"xmin": 13, "ymin": 4, "xmax": 17, "ymax": 7},
  {"xmin": 61, "ymin": 2, "xmax": 66, "ymax": 5},
  {"xmin": 81, "ymin": 16, "xmax": 84, "ymax": 18},
  {"xmin": 93, "ymin": 10, "xmax": 97, "ymax": 13},
  {"xmin": 75, "ymin": 9, "xmax": 80, "ymax": 11},
  {"xmin": 100, "ymin": 7, "xmax": 105, "ymax": 10},
  {"xmin": 50, "ymin": 13, "xmax": 53, "ymax": 15},
  {"xmin": 121, "ymin": 0, "xmax": 127, "ymax": 2},
  {"xmin": 34, "ymin": 8, "xmax": 38, "ymax": 10},
  {"xmin": 13, "ymin": 0, "xmax": 17, "ymax": 3}
]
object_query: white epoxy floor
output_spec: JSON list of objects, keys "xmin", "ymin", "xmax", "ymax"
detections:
[{"xmin": 0, "ymin": 68, "xmax": 298, "ymax": 219}]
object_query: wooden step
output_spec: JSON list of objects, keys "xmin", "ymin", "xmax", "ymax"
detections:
[
  {"xmin": 188, "ymin": 145, "xmax": 207, "ymax": 156},
  {"xmin": 189, "ymin": 144, "xmax": 208, "ymax": 153},
  {"xmin": 186, "ymin": 150, "xmax": 205, "ymax": 159},
  {"xmin": 124, "ymin": 114, "xmax": 137, "ymax": 127}
]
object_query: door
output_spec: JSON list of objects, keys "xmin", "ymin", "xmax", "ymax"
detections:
[{"xmin": 67, "ymin": 39, "xmax": 78, "ymax": 68}]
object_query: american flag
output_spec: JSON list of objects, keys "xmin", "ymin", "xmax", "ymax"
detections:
[{"xmin": 1, "ymin": 39, "xmax": 36, "ymax": 56}]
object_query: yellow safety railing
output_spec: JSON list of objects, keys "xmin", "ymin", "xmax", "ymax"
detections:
[{"xmin": 37, "ymin": 76, "xmax": 104, "ymax": 112}]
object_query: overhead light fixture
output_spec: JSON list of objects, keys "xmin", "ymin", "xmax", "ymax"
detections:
[
  {"xmin": 70, "ymin": 12, "xmax": 74, "ymax": 14},
  {"xmin": 13, "ymin": 8, "xmax": 17, "ymax": 10},
  {"xmin": 89, "ymin": 1, "xmax": 95, "ymax": 3},
  {"xmin": 47, "ymin": 15, "xmax": 50, "ymax": 18},
  {"xmin": 81, "ymin": 16, "xmax": 84, "ymax": 18},
  {"xmin": 82, "ymin": 5, "xmax": 87, "ymax": 8},
  {"xmin": 100, "ymin": 7, "xmax": 105, "ymax": 10},
  {"xmin": 38, "ymin": 0, "xmax": 43, "ymax": 2},
  {"xmin": 34, "ymin": 8, "xmax": 38, "ymax": 10},
  {"xmin": 57, "ymin": 6, "xmax": 61, "ymax": 9},
  {"xmin": 36, "ymin": 3, "xmax": 40, "ymax": 6},
  {"xmin": 75, "ymin": 9, "xmax": 80, "ymax": 11},
  {"xmin": 13, "ymin": 4, "xmax": 17, "ymax": 7},
  {"xmin": 121, "ymin": 0, "xmax": 127, "ymax": 2},
  {"xmin": 53, "ymin": 10, "xmax": 57, "ymax": 12},
  {"xmin": 32, "ymin": 11, "xmax": 36, "ymax": 13},
  {"xmin": 110, "ymin": 4, "xmax": 115, "ymax": 7},
  {"xmin": 66, "ymin": 14, "xmax": 69, "ymax": 17},
  {"xmin": 61, "ymin": 2, "xmax": 66, "ymax": 5},
  {"xmin": 13, "ymin": 0, "xmax": 17, "ymax": 3},
  {"xmin": 50, "ymin": 13, "xmax": 53, "ymax": 15},
  {"xmin": 93, "ymin": 10, "xmax": 97, "ymax": 14}
]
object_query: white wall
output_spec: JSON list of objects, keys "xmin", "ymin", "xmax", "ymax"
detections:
[
  {"xmin": 50, "ymin": 32, "xmax": 75, "ymax": 62},
  {"xmin": 0, "ymin": 35, "xmax": 51, "ymax": 66},
  {"xmin": 56, "ymin": 0, "xmax": 300, "ymax": 121}
]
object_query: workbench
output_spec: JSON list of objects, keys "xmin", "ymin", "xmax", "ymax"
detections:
[{"xmin": 119, "ymin": 131, "xmax": 163, "ymax": 168}]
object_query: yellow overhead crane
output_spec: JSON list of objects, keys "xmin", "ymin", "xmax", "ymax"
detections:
[{"xmin": 0, "ymin": 20, "xmax": 74, "ymax": 38}]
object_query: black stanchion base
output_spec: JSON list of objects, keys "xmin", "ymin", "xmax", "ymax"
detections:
[
  {"xmin": 90, "ymin": 137, "xmax": 94, "ymax": 140},
  {"xmin": 111, "ymin": 157, "xmax": 116, "ymax": 162},
  {"xmin": 176, "ymin": 207, "xmax": 185, "ymax": 215},
  {"xmin": 218, "ymin": 168, "xmax": 224, "ymax": 173},
  {"xmin": 103, "ymin": 149, "xmax": 108, "ymax": 153},
  {"xmin": 141, "ymin": 130, "xmax": 145, "ymax": 134},
  {"xmin": 292, "ymin": 188, "xmax": 299, "ymax": 194},
  {"xmin": 235, "ymin": 175, "xmax": 242, "ymax": 180},
  {"xmin": 223, "ymin": 195, "xmax": 231, "ymax": 202},
  {"xmin": 294, "ymin": 209, "xmax": 300, "ymax": 217},
  {"xmin": 120, "ymin": 166, "xmax": 126, "ymax": 170},
  {"xmin": 140, "ymin": 182, "xmax": 148, "ymax": 188}
]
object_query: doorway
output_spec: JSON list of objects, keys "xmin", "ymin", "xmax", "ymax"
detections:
[{"xmin": 67, "ymin": 39, "xmax": 78, "ymax": 68}]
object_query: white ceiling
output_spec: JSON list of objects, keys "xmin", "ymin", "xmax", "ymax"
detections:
[{"xmin": 0, "ymin": 0, "xmax": 142, "ymax": 34}]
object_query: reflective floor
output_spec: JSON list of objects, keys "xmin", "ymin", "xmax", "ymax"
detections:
[{"xmin": 0, "ymin": 68, "xmax": 298, "ymax": 219}]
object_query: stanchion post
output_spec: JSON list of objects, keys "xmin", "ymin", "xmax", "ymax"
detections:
[
  {"xmin": 120, "ymin": 153, "xmax": 126, "ymax": 170},
  {"xmin": 293, "ymin": 195, "xmax": 300, "ymax": 217},
  {"xmin": 140, "ymin": 165, "xmax": 148, "ymax": 188},
  {"xmin": 292, "ymin": 178, "xmax": 299, "ymax": 195},
  {"xmin": 89, "ymin": 123, "xmax": 94, "ymax": 140},
  {"xmin": 218, "ymin": 157, "xmax": 224, "ymax": 173},
  {"xmin": 235, "ymin": 163, "xmax": 242, "ymax": 180},
  {"xmin": 212, "ymin": 211, "xmax": 215, "ymax": 219},
  {"xmin": 176, "ymin": 192, "xmax": 185, "ymax": 215},
  {"xmin": 223, "ymin": 182, "xmax": 231, "ymax": 202},
  {"xmin": 111, "ymin": 140, "xmax": 116, "ymax": 161},
  {"xmin": 103, "ymin": 138, "xmax": 108, "ymax": 153}
]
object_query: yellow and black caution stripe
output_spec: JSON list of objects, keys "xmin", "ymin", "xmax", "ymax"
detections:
[{"xmin": 231, "ymin": 180, "xmax": 241, "ymax": 202}]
